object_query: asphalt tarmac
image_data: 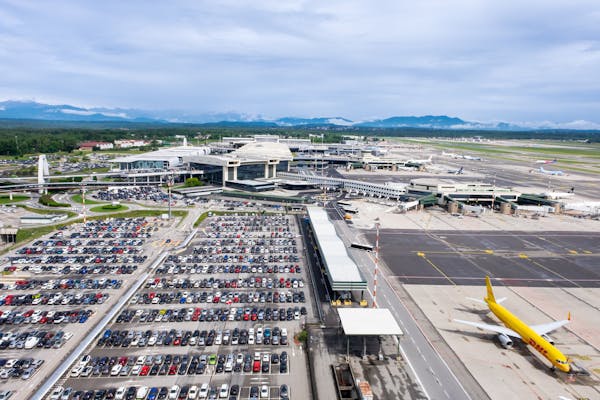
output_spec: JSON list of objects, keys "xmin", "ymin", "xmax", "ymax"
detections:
[{"xmin": 367, "ymin": 230, "xmax": 600, "ymax": 287}]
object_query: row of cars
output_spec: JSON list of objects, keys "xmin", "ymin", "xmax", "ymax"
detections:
[
  {"xmin": 97, "ymin": 326, "xmax": 290, "ymax": 348},
  {"xmin": 70, "ymin": 350, "xmax": 289, "ymax": 378},
  {"xmin": 144, "ymin": 276, "xmax": 303, "ymax": 290},
  {"xmin": 16, "ymin": 245, "xmax": 143, "ymax": 256},
  {"xmin": 92, "ymin": 187, "xmax": 174, "ymax": 203},
  {"xmin": 0, "ymin": 329, "xmax": 72, "ymax": 350},
  {"xmin": 155, "ymin": 263, "xmax": 302, "ymax": 275},
  {"xmin": 50, "ymin": 382, "xmax": 286, "ymax": 400},
  {"xmin": 129, "ymin": 289, "xmax": 305, "ymax": 305},
  {"xmin": 0, "ymin": 278, "xmax": 123, "ymax": 291},
  {"xmin": 0, "ymin": 308, "xmax": 92, "ymax": 325},
  {"xmin": 0, "ymin": 357, "xmax": 44, "ymax": 380},
  {"xmin": 0, "ymin": 292, "xmax": 108, "ymax": 306},
  {"xmin": 115, "ymin": 305, "xmax": 305, "ymax": 324}
]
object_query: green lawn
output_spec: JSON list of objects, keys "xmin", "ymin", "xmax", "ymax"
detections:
[
  {"xmin": 71, "ymin": 194, "xmax": 104, "ymax": 205},
  {"xmin": 0, "ymin": 195, "xmax": 29, "ymax": 204},
  {"xmin": 90, "ymin": 204, "xmax": 129, "ymax": 213}
]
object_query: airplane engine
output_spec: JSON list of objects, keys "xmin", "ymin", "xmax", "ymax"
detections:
[
  {"xmin": 497, "ymin": 333, "xmax": 513, "ymax": 349},
  {"xmin": 541, "ymin": 334, "xmax": 554, "ymax": 345}
]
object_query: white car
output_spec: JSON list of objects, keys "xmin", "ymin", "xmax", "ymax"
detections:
[
  {"xmin": 218, "ymin": 384, "xmax": 228, "ymax": 398},
  {"xmin": 110, "ymin": 364, "xmax": 122, "ymax": 376},
  {"xmin": 260, "ymin": 385, "xmax": 269, "ymax": 398},
  {"xmin": 49, "ymin": 386, "xmax": 64, "ymax": 400},
  {"xmin": 188, "ymin": 385, "xmax": 198, "ymax": 399},
  {"xmin": 198, "ymin": 383, "xmax": 209, "ymax": 398},
  {"xmin": 115, "ymin": 387, "xmax": 127, "ymax": 400},
  {"xmin": 168, "ymin": 385, "xmax": 180, "ymax": 400},
  {"xmin": 70, "ymin": 365, "xmax": 84, "ymax": 377},
  {"xmin": 136, "ymin": 387, "xmax": 148, "ymax": 399}
]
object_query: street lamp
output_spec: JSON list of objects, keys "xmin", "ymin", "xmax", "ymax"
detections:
[{"xmin": 373, "ymin": 217, "xmax": 380, "ymax": 308}]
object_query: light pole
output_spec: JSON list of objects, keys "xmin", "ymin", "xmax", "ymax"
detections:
[{"xmin": 373, "ymin": 217, "xmax": 380, "ymax": 308}]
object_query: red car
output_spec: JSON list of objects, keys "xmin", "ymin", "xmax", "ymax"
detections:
[{"xmin": 140, "ymin": 365, "xmax": 150, "ymax": 376}]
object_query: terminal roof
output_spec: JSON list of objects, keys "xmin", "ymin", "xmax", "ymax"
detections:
[{"xmin": 338, "ymin": 308, "xmax": 403, "ymax": 336}]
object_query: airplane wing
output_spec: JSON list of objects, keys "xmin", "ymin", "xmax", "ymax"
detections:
[
  {"xmin": 530, "ymin": 320, "xmax": 569, "ymax": 335},
  {"xmin": 454, "ymin": 319, "xmax": 521, "ymax": 338}
]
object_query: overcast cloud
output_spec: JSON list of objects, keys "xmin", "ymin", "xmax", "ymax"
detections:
[{"xmin": 0, "ymin": 0, "xmax": 599, "ymax": 124}]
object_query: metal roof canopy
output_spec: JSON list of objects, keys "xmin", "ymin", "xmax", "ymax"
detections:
[
  {"xmin": 338, "ymin": 308, "xmax": 403, "ymax": 336},
  {"xmin": 306, "ymin": 206, "xmax": 367, "ymax": 291}
]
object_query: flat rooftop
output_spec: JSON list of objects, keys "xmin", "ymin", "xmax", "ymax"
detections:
[
  {"xmin": 307, "ymin": 206, "xmax": 367, "ymax": 291},
  {"xmin": 338, "ymin": 308, "xmax": 403, "ymax": 336}
]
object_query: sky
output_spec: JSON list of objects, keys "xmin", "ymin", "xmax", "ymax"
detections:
[{"xmin": 1, "ymin": 0, "xmax": 600, "ymax": 125}]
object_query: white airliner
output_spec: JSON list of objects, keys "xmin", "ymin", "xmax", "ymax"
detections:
[
  {"xmin": 442, "ymin": 151, "xmax": 461, "ymax": 158},
  {"xmin": 539, "ymin": 166, "xmax": 564, "ymax": 176},
  {"xmin": 407, "ymin": 155, "xmax": 433, "ymax": 164},
  {"xmin": 463, "ymin": 155, "xmax": 482, "ymax": 161},
  {"xmin": 535, "ymin": 159, "xmax": 557, "ymax": 164}
]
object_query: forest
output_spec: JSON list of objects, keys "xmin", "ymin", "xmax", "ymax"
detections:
[{"xmin": 0, "ymin": 119, "xmax": 598, "ymax": 156}]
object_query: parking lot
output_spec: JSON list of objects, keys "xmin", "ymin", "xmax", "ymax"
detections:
[
  {"xmin": 52, "ymin": 213, "xmax": 312, "ymax": 400},
  {"xmin": 0, "ymin": 217, "xmax": 171, "ymax": 399}
]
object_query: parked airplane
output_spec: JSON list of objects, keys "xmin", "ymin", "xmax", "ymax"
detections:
[
  {"xmin": 448, "ymin": 167, "xmax": 464, "ymax": 175},
  {"xmin": 536, "ymin": 159, "xmax": 557, "ymax": 164},
  {"xmin": 454, "ymin": 276, "xmax": 571, "ymax": 372},
  {"xmin": 442, "ymin": 151, "xmax": 461, "ymax": 159},
  {"xmin": 441, "ymin": 151, "xmax": 481, "ymax": 161},
  {"xmin": 407, "ymin": 155, "xmax": 434, "ymax": 164},
  {"xmin": 539, "ymin": 166, "xmax": 564, "ymax": 176}
]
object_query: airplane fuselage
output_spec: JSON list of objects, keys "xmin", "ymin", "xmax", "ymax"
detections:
[{"xmin": 486, "ymin": 299, "xmax": 570, "ymax": 372}]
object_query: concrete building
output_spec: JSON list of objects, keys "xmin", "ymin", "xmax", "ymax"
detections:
[
  {"xmin": 407, "ymin": 178, "xmax": 520, "ymax": 202},
  {"xmin": 114, "ymin": 139, "xmax": 151, "ymax": 148},
  {"xmin": 185, "ymin": 142, "xmax": 292, "ymax": 186},
  {"xmin": 78, "ymin": 141, "xmax": 114, "ymax": 151},
  {"xmin": 111, "ymin": 146, "xmax": 211, "ymax": 171},
  {"xmin": 220, "ymin": 135, "xmax": 312, "ymax": 151}
]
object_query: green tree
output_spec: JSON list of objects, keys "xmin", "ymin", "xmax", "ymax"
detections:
[{"xmin": 185, "ymin": 177, "xmax": 203, "ymax": 187}]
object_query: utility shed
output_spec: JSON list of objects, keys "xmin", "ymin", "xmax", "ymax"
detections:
[{"xmin": 338, "ymin": 308, "xmax": 403, "ymax": 358}]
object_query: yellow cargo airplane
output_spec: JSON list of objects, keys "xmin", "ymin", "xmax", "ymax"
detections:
[{"xmin": 454, "ymin": 276, "xmax": 571, "ymax": 372}]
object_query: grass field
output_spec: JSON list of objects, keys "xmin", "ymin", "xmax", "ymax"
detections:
[
  {"xmin": 90, "ymin": 204, "xmax": 129, "ymax": 213},
  {"xmin": 0, "ymin": 195, "xmax": 29, "ymax": 204}
]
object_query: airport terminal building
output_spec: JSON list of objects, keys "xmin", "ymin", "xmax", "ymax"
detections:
[{"xmin": 184, "ymin": 142, "xmax": 293, "ymax": 187}]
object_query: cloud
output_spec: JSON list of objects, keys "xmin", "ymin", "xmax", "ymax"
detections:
[{"xmin": 0, "ymin": 0, "xmax": 599, "ymax": 123}]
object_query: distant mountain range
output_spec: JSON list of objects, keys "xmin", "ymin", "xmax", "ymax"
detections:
[{"xmin": 1, "ymin": 100, "xmax": 598, "ymax": 130}]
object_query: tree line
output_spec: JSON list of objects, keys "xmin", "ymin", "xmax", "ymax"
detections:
[{"xmin": 0, "ymin": 122, "xmax": 597, "ymax": 156}]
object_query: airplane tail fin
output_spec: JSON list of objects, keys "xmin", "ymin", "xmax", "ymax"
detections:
[{"xmin": 485, "ymin": 276, "xmax": 496, "ymax": 303}]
